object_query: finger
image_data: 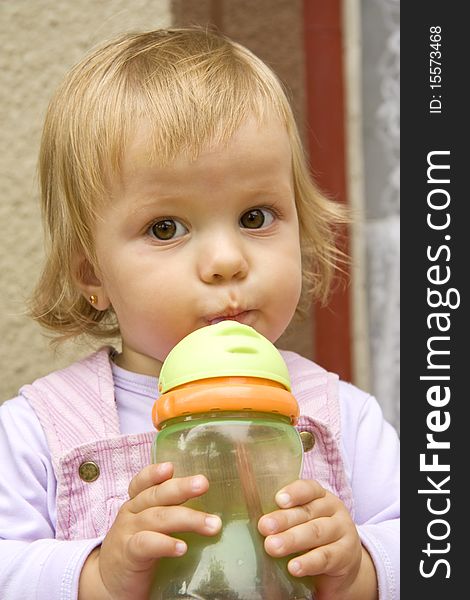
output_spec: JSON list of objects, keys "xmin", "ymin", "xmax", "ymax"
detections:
[
  {"xmin": 258, "ymin": 493, "xmax": 338, "ymax": 536},
  {"xmin": 127, "ymin": 530, "xmax": 188, "ymax": 563},
  {"xmin": 286, "ymin": 539, "xmax": 350, "ymax": 578},
  {"xmin": 128, "ymin": 463, "xmax": 174, "ymax": 499},
  {"xmin": 263, "ymin": 516, "xmax": 340, "ymax": 558},
  {"xmin": 129, "ymin": 474, "xmax": 209, "ymax": 513},
  {"xmin": 274, "ymin": 479, "xmax": 326, "ymax": 509},
  {"xmin": 135, "ymin": 505, "xmax": 222, "ymax": 537}
]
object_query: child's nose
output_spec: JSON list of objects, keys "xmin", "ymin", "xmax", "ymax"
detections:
[{"xmin": 198, "ymin": 235, "xmax": 249, "ymax": 283}]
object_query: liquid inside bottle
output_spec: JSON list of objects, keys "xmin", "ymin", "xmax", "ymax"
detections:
[{"xmin": 150, "ymin": 411, "xmax": 314, "ymax": 600}]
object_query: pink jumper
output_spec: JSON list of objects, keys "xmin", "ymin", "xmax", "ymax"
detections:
[{"xmin": 19, "ymin": 347, "xmax": 354, "ymax": 541}]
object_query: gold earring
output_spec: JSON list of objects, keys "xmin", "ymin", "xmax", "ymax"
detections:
[{"xmin": 89, "ymin": 294, "xmax": 98, "ymax": 306}]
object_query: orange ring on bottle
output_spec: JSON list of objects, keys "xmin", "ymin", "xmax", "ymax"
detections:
[{"xmin": 152, "ymin": 377, "xmax": 299, "ymax": 429}]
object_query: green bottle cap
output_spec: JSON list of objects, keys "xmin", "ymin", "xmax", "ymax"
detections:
[{"xmin": 158, "ymin": 321, "xmax": 291, "ymax": 393}]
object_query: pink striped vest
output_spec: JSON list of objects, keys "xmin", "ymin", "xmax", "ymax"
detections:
[{"xmin": 20, "ymin": 347, "xmax": 354, "ymax": 541}]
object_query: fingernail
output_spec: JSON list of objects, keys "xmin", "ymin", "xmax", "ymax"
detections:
[
  {"xmin": 205, "ymin": 515, "xmax": 222, "ymax": 532},
  {"xmin": 156, "ymin": 462, "xmax": 171, "ymax": 473},
  {"xmin": 191, "ymin": 475, "xmax": 205, "ymax": 492},
  {"xmin": 268, "ymin": 536, "xmax": 283, "ymax": 550},
  {"xmin": 263, "ymin": 517, "xmax": 277, "ymax": 534},
  {"xmin": 289, "ymin": 560, "xmax": 302, "ymax": 575},
  {"xmin": 175, "ymin": 541, "xmax": 187, "ymax": 556},
  {"xmin": 276, "ymin": 491, "xmax": 291, "ymax": 507}
]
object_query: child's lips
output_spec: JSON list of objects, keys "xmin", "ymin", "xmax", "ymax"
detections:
[{"xmin": 206, "ymin": 310, "xmax": 253, "ymax": 326}]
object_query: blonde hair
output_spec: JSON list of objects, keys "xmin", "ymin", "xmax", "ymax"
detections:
[{"xmin": 30, "ymin": 27, "xmax": 348, "ymax": 342}]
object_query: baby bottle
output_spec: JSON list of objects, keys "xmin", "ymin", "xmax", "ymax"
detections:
[{"xmin": 150, "ymin": 321, "xmax": 314, "ymax": 600}]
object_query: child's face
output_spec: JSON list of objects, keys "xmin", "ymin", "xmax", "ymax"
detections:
[{"xmin": 83, "ymin": 116, "xmax": 302, "ymax": 375}]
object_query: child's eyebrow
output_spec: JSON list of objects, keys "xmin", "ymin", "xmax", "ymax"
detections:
[
  {"xmin": 243, "ymin": 185, "xmax": 293, "ymax": 196},
  {"xmin": 127, "ymin": 195, "xmax": 184, "ymax": 215}
]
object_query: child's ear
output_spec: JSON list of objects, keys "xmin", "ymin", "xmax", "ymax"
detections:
[{"xmin": 72, "ymin": 254, "xmax": 111, "ymax": 311}]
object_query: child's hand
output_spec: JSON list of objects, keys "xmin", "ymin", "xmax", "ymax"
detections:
[
  {"xmin": 258, "ymin": 479, "xmax": 378, "ymax": 600},
  {"xmin": 78, "ymin": 462, "xmax": 222, "ymax": 600}
]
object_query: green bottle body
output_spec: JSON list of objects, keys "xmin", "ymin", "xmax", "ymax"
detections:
[{"xmin": 150, "ymin": 410, "xmax": 315, "ymax": 600}]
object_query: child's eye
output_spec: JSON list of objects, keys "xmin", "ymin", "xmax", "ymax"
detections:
[
  {"xmin": 149, "ymin": 219, "xmax": 188, "ymax": 240},
  {"xmin": 239, "ymin": 208, "xmax": 275, "ymax": 229}
]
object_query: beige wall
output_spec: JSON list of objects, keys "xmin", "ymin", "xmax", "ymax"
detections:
[{"xmin": 0, "ymin": 1, "xmax": 172, "ymax": 402}]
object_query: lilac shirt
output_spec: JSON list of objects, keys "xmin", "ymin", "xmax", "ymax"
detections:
[{"xmin": 0, "ymin": 362, "xmax": 400, "ymax": 599}]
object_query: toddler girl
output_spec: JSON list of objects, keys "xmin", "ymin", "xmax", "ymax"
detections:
[{"xmin": 0, "ymin": 28, "xmax": 399, "ymax": 599}]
